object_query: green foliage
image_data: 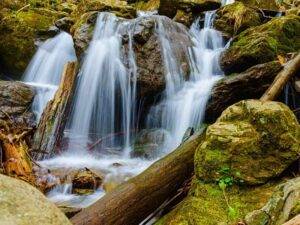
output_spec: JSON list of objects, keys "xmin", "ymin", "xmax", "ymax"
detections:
[{"xmin": 216, "ymin": 167, "xmax": 244, "ymax": 223}]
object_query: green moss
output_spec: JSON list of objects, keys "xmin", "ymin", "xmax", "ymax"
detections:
[
  {"xmin": 214, "ymin": 2, "xmax": 261, "ymax": 37},
  {"xmin": 156, "ymin": 180, "xmax": 276, "ymax": 225},
  {"xmin": 221, "ymin": 15, "xmax": 300, "ymax": 74}
]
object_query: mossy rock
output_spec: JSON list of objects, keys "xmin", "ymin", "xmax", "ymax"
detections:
[
  {"xmin": 71, "ymin": 0, "xmax": 136, "ymax": 19},
  {"xmin": 156, "ymin": 179, "xmax": 277, "ymax": 225},
  {"xmin": 236, "ymin": 0, "xmax": 299, "ymax": 11},
  {"xmin": 196, "ymin": 100, "xmax": 300, "ymax": 185},
  {"xmin": 220, "ymin": 14, "xmax": 300, "ymax": 74},
  {"xmin": 214, "ymin": 1, "xmax": 261, "ymax": 37},
  {"xmin": 0, "ymin": 7, "xmax": 64, "ymax": 77}
]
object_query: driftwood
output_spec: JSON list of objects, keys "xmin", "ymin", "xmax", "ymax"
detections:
[
  {"xmin": 283, "ymin": 215, "xmax": 300, "ymax": 225},
  {"xmin": 71, "ymin": 134, "xmax": 204, "ymax": 225},
  {"xmin": 0, "ymin": 119, "xmax": 35, "ymax": 184},
  {"xmin": 261, "ymin": 53, "xmax": 300, "ymax": 101},
  {"xmin": 32, "ymin": 62, "xmax": 78, "ymax": 160}
]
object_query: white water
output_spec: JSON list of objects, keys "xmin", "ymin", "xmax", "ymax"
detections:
[
  {"xmin": 66, "ymin": 13, "xmax": 136, "ymax": 156},
  {"xmin": 146, "ymin": 12, "xmax": 225, "ymax": 150},
  {"xmin": 41, "ymin": 9, "xmax": 230, "ymax": 208},
  {"xmin": 23, "ymin": 32, "xmax": 77, "ymax": 119}
]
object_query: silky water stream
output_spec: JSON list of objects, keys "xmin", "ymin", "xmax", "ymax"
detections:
[{"xmin": 31, "ymin": 4, "xmax": 233, "ymax": 210}]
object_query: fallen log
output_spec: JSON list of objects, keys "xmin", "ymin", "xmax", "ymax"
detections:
[
  {"xmin": 71, "ymin": 134, "xmax": 204, "ymax": 225},
  {"xmin": 261, "ymin": 53, "xmax": 300, "ymax": 101},
  {"xmin": 32, "ymin": 62, "xmax": 78, "ymax": 160}
]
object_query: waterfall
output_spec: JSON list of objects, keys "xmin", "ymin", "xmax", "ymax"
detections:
[
  {"xmin": 23, "ymin": 32, "xmax": 77, "ymax": 119},
  {"xmin": 41, "ymin": 10, "xmax": 231, "ymax": 207},
  {"xmin": 66, "ymin": 13, "xmax": 137, "ymax": 156},
  {"xmin": 146, "ymin": 12, "xmax": 226, "ymax": 150}
]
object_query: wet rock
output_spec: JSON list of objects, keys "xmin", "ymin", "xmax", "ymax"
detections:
[
  {"xmin": 72, "ymin": 168, "xmax": 103, "ymax": 195},
  {"xmin": 132, "ymin": 129, "xmax": 170, "ymax": 159},
  {"xmin": 55, "ymin": 17, "xmax": 75, "ymax": 32},
  {"xmin": 0, "ymin": 174, "xmax": 72, "ymax": 225},
  {"xmin": 214, "ymin": 2, "xmax": 261, "ymax": 37},
  {"xmin": 173, "ymin": 9, "xmax": 194, "ymax": 27},
  {"xmin": 158, "ymin": 0, "xmax": 179, "ymax": 18},
  {"xmin": 0, "ymin": 81, "xmax": 35, "ymax": 125},
  {"xmin": 245, "ymin": 177, "xmax": 300, "ymax": 225},
  {"xmin": 220, "ymin": 15, "xmax": 300, "ymax": 74},
  {"xmin": 205, "ymin": 61, "xmax": 283, "ymax": 123},
  {"xmin": 197, "ymin": 100, "xmax": 300, "ymax": 185},
  {"xmin": 178, "ymin": 0, "xmax": 221, "ymax": 14}
]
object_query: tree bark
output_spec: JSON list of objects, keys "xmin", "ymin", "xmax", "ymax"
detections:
[
  {"xmin": 260, "ymin": 53, "xmax": 300, "ymax": 101},
  {"xmin": 71, "ymin": 134, "xmax": 204, "ymax": 225},
  {"xmin": 32, "ymin": 62, "xmax": 78, "ymax": 160}
]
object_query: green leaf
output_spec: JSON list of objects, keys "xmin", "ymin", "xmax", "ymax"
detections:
[
  {"xmin": 228, "ymin": 207, "xmax": 236, "ymax": 220},
  {"xmin": 235, "ymin": 172, "xmax": 241, "ymax": 177},
  {"xmin": 219, "ymin": 180, "xmax": 227, "ymax": 190}
]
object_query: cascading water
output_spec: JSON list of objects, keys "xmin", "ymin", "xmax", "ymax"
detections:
[
  {"xmin": 146, "ymin": 12, "xmax": 226, "ymax": 150},
  {"xmin": 66, "ymin": 13, "xmax": 136, "ymax": 156},
  {"xmin": 23, "ymin": 32, "xmax": 77, "ymax": 119},
  {"xmin": 40, "ymin": 7, "xmax": 232, "ymax": 209}
]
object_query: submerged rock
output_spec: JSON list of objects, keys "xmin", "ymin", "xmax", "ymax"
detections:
[
  {"xmin": 197, "ymin": 100, "xmax": 300, "ymax": 185},
  {"xmin": 220, "ymin": 15, "xmax": 300, "ymax": 74},
  {"xmin": 0, "ymin": 174, "xmax": 72, "ymax": 225},
  {"xmin": 0, "ymin": 81, "xmax": 35, "ymax": 125},
  {"xmin": 132, "ymin": 129, "xmax": 170, "ymax": 159},
  {"xmin": 214, "ymin": 2, "xmax": 261, "ymax": 37},
  {"xmin": 205, "ymin": 61, "xmax": 283, "ymax": 123}
]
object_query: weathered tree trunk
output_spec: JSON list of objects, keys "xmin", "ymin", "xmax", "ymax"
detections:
[
  {"xmin": 71, "ymin": 134, "xmax": 204, "ymax": 225},
  {"xmin": 283, "ymin": 215, "xmax": 300, "ymax": 225},
  {"xmin": 32, "ymin": 62, "xmax": 78, "ymax": 160},
  {"xmin": 261, "ymin": 53, "xmax": 300, "ymax": 101}
]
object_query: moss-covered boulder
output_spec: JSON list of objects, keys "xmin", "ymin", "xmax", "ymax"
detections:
[
  {"xmin": 196, "ymin": 100, "xmax": 300, "ymax": 185},
  {"xmin": 214, "ymin": 2, "xmax": 261, "ymax": 37},
  {"xmin": 220, "ymin": 14, "xmax": 300, "ymax": 74},
  {"xmin": 0, "ymin": 174, "xmax": 72, "ymax": 225},
  {"xmin": 237, "ymin": 0, "xmax": 299, "ymax": 11},
  {"xmin": 156, "ymin": 179, "xmax": 276, "ymax": 225},
  {"xmin": 157, "ymin": 100, "xmax": 300, "ymax": 225}
]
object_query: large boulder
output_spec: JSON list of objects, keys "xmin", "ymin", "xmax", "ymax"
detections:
[
  {"xmin": 214, "ymin": 1, "xmax": 261, "ymax": 37},
  {"xmin": 205, "ymin": 61, "xmax": 283, "ymax": 123},
  {"xmin": 197, "ymin": 100, "xmax": 300, "ymax": 185},
  {"xmin": 0, "ymin": 174, "xmax": 72, "ymax": 225},
  {"xmin": 0, "ymin": 81, "xmax": 35, "ymax": 125},
  {"xmin": 178, "ymin": 0, "xmax": 221, "ymax": 14},
  {"xmin": 157, "ymin": 100, "xmax": 300, "ymax": 225},
  {"xmin": 220, "ymin": 15, "xmax": 300, "ymax": 74}
]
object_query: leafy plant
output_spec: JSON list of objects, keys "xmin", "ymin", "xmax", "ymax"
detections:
[{"xmin": 216, "ymin": 167, "xmax": 244, "ymax": 224}]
